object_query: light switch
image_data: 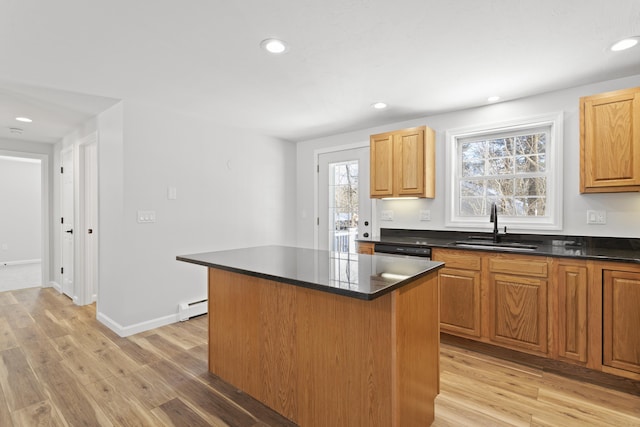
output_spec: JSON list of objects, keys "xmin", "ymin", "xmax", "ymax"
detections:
[
  {"xmin": 419, "ymin": 210, "xmax": 431, "ymax": 221},
  {"xmin": 137, "ymin": 210, "xmax": 156, "ymax": 223},
  {"xmin": 168, "ymin": 186, "xmax": 177, "ymax": 200}
]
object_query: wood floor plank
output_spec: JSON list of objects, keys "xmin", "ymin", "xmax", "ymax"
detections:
[
  {"xmin": 152, "ymin": 359, "xmax": 258, "ymax": 427},
  {"xmin": 152, "ymin": 397, "xmax": 217, "ymax": 427},
  {"xmin": 0, "ymin": 347, "xmax": 46, "ymax": 411},
  {"xmin": 0, "ymin": 316, "xmax": 17, "ymax": 351},
  {"xmin": 111, "ymin": 365, "xmax": 178, "ymax": 411},
  {"xmin": 33, "ymin": 360, "xmax": 113, "ymax": 426},
  {"xmin": 0, "ymin": 376, "xmax": 15, "ymax": 427},
  {"xmin": 10, "ymin": 399, "xmax": 67, "ymax": 427},
  {"xmin": 84, "ymin": 376, "xmax": 159, "ymax": 426},
  {"xmin": 54, "ymin": 335, "xmax": 115, "ymax": 386}
]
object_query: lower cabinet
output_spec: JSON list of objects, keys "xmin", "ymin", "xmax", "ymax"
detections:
[
  {"xmin": 555, "ymin": 261, "xmax": 588, "ymax": 364},
  {"xmin": 488, "ymin": 256, "xmax": 549, "ymax": 355},
  {"xmin": 602, "ymin": 268, "xmax": 640, "ymax": 375},
  {"xmin": 356, "ymin": 241, "xmax": 375, "ymax": 254},
  {"xmin": 433, "ymin": 250, "xmax": 482, "ymax": 338}
]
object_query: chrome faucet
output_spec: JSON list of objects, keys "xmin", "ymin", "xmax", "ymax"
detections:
[{"xmin": 490, "ymin": 202, "xmax": 499, "ymax": 243}]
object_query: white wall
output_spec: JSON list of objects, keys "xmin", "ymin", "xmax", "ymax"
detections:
[
  {"xmin": 81, "ymin": 100, "xmax": 296, "ymax": 336},
  {"xmin": 296, "ymin": 74, "xmax": 640, "ymax": 247},
  {"xmin": 0, "ymin": 138, "xmax": 53, "ymax": 280},
  {"xmin": 0, "ymin": 157, "xmax": 41, "ymax": 262}
]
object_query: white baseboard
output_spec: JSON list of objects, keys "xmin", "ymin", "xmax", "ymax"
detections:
[
  {"xmin": 50, "ymin": 281, "xmax": 62, "ymax": 293},
  {"xmin": 97, "ymin": 311, "xmax": 182, "ymax": 338},
  {"xmin": 0, "ymin": 259, "xmax": 41, "ymax": 266}
]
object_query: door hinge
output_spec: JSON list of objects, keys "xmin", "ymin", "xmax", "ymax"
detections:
[{"xmin": 61, "ymin": 267, "xmax": 64, "ymax": 274}]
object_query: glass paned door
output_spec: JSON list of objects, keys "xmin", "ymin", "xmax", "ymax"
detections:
[{"xmin": 318, "ymin": 147, "xmax": 371, "ymax": 252}]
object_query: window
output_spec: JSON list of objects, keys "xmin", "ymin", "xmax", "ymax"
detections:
[{"xmin": 446, "ymin": 113, "xmax": 563, "ymax": 230}]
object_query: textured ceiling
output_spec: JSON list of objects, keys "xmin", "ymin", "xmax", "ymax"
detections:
[{"xmin": 1, "ymin": 0, "xmax": 639, "ymax": 143}]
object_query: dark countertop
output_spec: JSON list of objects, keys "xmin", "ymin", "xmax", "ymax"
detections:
[
  {"xmin": 365, "ymin": 229, "xmax": 640, "ymax": 264},
  {"xmin": 177, "ymin": 245, "xmax": 444, "ymax": 300}
]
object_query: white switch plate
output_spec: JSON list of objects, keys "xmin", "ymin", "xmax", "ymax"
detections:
[
  {"xmin": 586, "ymin": 210, "xmax": 606, "ymax": 224},
  {"xmin": 419, "ymin": 210, "xmax": 431, "ymax": 221},
  {"xmin": 167, "ymin": 186, "xmax": 177, "ymax": 200},
  {"xmin": 380, "ymin": 210, "xmax": 394, "ymax": 221},
  {"xmin": 137, "ymin": 210, "xmax": 156, "ymax": 223}
]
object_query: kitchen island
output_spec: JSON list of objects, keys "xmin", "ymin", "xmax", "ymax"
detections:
[{"xmin": 177, "ymin": 245, "xmax": 444, "ymax": 427}]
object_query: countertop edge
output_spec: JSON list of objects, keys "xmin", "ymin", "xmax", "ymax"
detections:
[{"xmin": 177, "ymin": 254, "xmax": 444, "ymax": 301}]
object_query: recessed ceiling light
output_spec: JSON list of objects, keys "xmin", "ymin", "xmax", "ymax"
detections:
[
  {"xmin": 260, "ymin": 38, "xmax": 289, "ymax": 54},
  {"xmin": 371, "ymin": 102, "xmax": 388, "ymax": 110},
  {"xmin": 610, "ymin": 37, "xmax": 639, "ymax": 52},
  {"xmin": 487, "ymin": 96, "xmax": 500, "ymax": 103},
  {"xmin": 15, "ymin": 117, "xmax": 32, "ymax": 123}
]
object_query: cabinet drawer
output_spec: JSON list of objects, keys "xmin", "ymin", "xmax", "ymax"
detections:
[
  {"xmin": 489, "ymin": 257, "xmax": 548, "ymax": 277},
  {"xmin": 432, "ymin": 250, "xmax": 481, "ymax": 271}
]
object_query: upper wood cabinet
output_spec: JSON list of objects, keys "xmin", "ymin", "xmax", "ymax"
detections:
[
  {"xmin": 580, "ymin": 87, "xmax": 640, "ymax": 193},
  {"xmin": 370, "ymin": 126, "xmax": 435, "ymax": 198}
]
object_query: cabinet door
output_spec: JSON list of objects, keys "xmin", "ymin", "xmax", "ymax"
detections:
[
  {"xmin": 603, "ymin": 270, "xmax": 640, "ymax": 374},
  {"xmin": 439, "ymin": 268, "xmax": 481, "ymax": 337},
  {"xmin": 581, "ymin": 87, "xmax": 640, "ymax": 192},
  {"xmin": 557, "ymin": 264, "xmax": 588, "ymax": 363},
  {"xmin": 489, "ymin": 273, "xmax": 548, "ymax": 355},
  {"xmin": 394, "ymin": 128, "xmax": 425, "ymax": 196},
  {"xmin": 370, "ymin": 133, "xmax": 394, "ymax": 197}
]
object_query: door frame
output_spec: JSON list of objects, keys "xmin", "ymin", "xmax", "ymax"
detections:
[
  {"xmin": 76, "ymin": 132, "xmax": 99, "ymax": 305},
  {"xmin": 60, "ymin": 146, "xmax": 74, "ymax": 298},
  {"xmin": 313, "ymin": 141, "xmax": 375, "ymax": 250},
  {"xmin": 0, "ymin": 149, "xmax": 50, "ymax": 288}
]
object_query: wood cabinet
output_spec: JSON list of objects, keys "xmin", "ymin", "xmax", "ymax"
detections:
[
  {"xmin": 356, "ymin": 241, "xmax": 375, "ymax": 254},
  {"xmin": 432, "ymin": 246, "xmax": 640, "ymax": 380},
  {"xmin": 554, "ymin": 260, "xmax": 589, "ymax": 364},
  {"xmin": 488, "ymin": 256, "xmax": 549, "ymax": 355},
  {"xmin": 580, "ymin": 86, "xmax": 640, "ymax": 193},
  {"xmin": 432, "ymin": 249, "xmax": 482, "ymax": 338},
  {"xmin": 602, "ymin": 267, "xmax": 640, "ymax": 376},
  {"xmin": 370, "ymin": 126, "xmax": 435, "ymax": 198}
]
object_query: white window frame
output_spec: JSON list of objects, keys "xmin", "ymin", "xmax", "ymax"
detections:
[{"xmin": 445, "ymin": 112, "xmax": 563, "ymax": 231}]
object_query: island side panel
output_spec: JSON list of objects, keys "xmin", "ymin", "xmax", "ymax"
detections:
[
  {"xmin": 208, "ymin": 268, "xmax": 298, "ymax": 421},
  {"xmin": 295, "ymin": 286, "xmax": 393, "ymax": 427},
  {"xmin": 392, "ymin": 270, "xmax": 440, "ymax": 426}
]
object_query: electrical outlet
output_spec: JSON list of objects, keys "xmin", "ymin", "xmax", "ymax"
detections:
[
  {"xmin": 137, "ymin": 210, "xmax": 156, "ymax": 223},
  {"xmin": 586, "ymin": 210, "xmax": 606, "ymax": 225},
  {"xmin": 380, "ymin": 210, "xmax": 394, "ymax": 221},
  {"xmin": 419, "ymin": 210, "xmax": 431, "ymax": 221}
]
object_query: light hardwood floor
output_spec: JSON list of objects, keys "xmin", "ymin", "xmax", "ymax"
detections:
[{"xmin": 0, "ymin": 287, "xmax": 638, "ymax": 426}]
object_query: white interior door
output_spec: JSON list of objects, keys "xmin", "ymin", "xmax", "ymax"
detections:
[
  {"xmin": 318, "ymin": 147, "xmax": 371, "ymax": 252},
  {"xmin": 60, "ymin": 147, "xmax": 74, "ymax": 298},
  {"xmin": 83, "ymin": 141, "xmax": 98, "ymax": 303}
]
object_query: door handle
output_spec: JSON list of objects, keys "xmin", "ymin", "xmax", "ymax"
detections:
[
  {"xmin": 65, "ymin": 229, "xmax": 73, "ymax": 234},
  {"xmin": 88, "ymin": 229, "xmax": 93, "ymax": 234}
]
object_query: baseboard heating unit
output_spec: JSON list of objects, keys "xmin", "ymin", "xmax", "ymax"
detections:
[{"xmin": 178, "ymin": 299, "xmax": 208, "ymax": 321}]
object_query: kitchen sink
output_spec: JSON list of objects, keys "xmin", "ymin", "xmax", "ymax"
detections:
[{"xmin": 453, "ymin": 240, "xmax": 538, "ymax": 251}]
